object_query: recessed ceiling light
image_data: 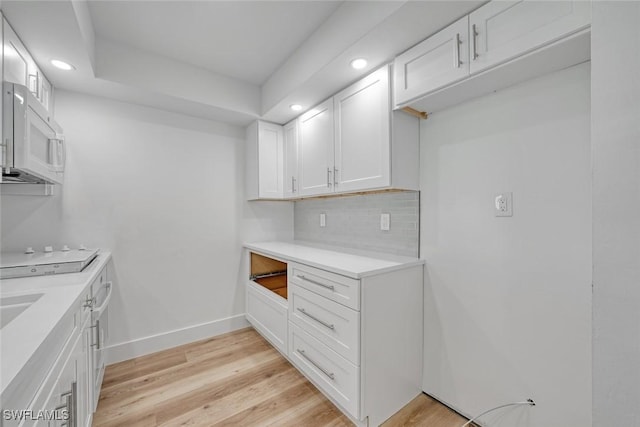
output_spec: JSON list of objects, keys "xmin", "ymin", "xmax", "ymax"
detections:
[
  {"xmin": 50, "ymin": 59, "xmax": 75, "ymax": 71},
  {"xmin": 350, "ymin": 58, "xmax": 367, "ymax": 70},
  {"xmin": 290, "ymin": 104, "xmax": 303, "ymax": 111}
]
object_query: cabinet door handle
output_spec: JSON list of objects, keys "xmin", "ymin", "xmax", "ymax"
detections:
[
  {"xmin": 296, "ymin": 349, "xmax": 335, "ymax": 380},
  {"xmin": 57, "ymin": 381, "xmax": 76, "ymax": 427},
  {"xmin": 333, "ymin": 167, "xmax": 339, "ymax": 186},
  {"xmin": 92, "ymin": 319, "xmax": 101, "ymax": 349},
  {"xmin": 28, "ymin": 73, "xmax": 39, "ymax": 97},
  {"xmin": 327, "ymin": 167, "xmax": 332, "ymax": 188},
  {"xmin": 297, "ymin": 308, "xmax": 335, "ymax": 330},
  {"xmin": 454, "ymin": 33, "xmax": 462, "ymax": 68},
  {"xmin": 472, "ymin": 24, "xmax": 479, "ymax": 60},
  {"xmin": 296, "ymin": 274, "xmax": 335, "ymax": 291},
  {"xmin": 292, "ymin": 176, "xmax": 296, "ymax": 193}
]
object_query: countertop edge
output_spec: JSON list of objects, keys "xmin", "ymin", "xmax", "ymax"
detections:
[{"xmin": 244, "ymin": 242, "xmax": 425, "ymax": 279}]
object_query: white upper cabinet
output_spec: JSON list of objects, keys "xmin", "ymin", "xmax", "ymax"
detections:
[
  {"xmin": 283, "ymin": 119, "xmax": 299, "ymax": 199},
  {"xmin": 393, "ymin": 0, "xmax": 591, "ymax": 113},
  {"xmin": 3, "ymin": 17, "xmax": 55, "ymax": 115},
  {"xmin": 245, "ymin": 121, "xmax": 284, "ymax": 200},
  {"xmin": 334, "ymin": 66, "xmax": 390, "ymax": 192},
  {"xmin": 257, "ymin": 122, "xmax": 283, "ymax": 199},
  {"xmin": 394, "ymin": 16, "xmax": 469, "ymax": 107},
  {"xmin": 469, "ymin": 0, "xmax": 591, "ymax": 74},
  {"xmin": 246, "ymin": 65, "xmax": 419, "ymax": 201},
  {"xmin": 3, "ymin": 17, "xmax": 29, "ymax": 87},
  {"xmin": 298, "ymin": 99, "xmax": 334, "ymax": 197}
]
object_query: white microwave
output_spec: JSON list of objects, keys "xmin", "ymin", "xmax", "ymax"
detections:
[{"xmin": 2, "ymin": 82, "xmax": 65, "ymax": 184}]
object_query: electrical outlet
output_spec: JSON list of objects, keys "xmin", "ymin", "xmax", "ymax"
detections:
[
  {"xmin": 494, "ymin": 192, "xmax": 513, "ymax": 217},
  {"xmin": 320, "ymin": 213, "xmax": 326, "ymax": 227},
  {"xmin": 380, "ymin": 213, "xmax": 390, "ymax": 231}
]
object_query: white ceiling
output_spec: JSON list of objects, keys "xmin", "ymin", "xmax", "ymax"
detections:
[
  {"xmin": 1, "ymin": 0, "xmax": 485, "ymax": 127},
  {"xmin": 88, "ymin": 1, "xmax": 343, "ymax": 85}
]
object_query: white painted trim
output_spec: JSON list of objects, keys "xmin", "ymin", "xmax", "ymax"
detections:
[{"xmin": 105, "ymin": 314, "xmax": 250, "ymax": 365}]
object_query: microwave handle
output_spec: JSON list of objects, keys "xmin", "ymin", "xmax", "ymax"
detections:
[
  {"xmin": 48, "ymin": 138, "xmax": 56, "ymax": 168},
  {"xmin": 49, "ymin": 137, "xmax": 66, "ymax": 172},
  {"xmin": 58, "ymin": 138, "xmax": 66, "ymax": 172}
]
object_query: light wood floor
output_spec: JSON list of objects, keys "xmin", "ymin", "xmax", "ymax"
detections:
[{"xmin": 93, "ymin": 328, "xmax": 468, "ymax": 427}]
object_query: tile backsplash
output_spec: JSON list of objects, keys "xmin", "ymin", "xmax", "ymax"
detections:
[{"xmin": 294, "ymin": 191, "xmax": 419, "ymax": 257}]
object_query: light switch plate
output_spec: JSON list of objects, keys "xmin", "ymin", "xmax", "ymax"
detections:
[
  {"xmin": 320, "ymin": 213, "xmax": 326, "ymax": 227},
  {"xmin": 380, "ymin": 213, "xmax": 390, "ymax": 230},
  {"xmin": 494, "ymin": 192, "xmax": 513, "ymax": 217}
]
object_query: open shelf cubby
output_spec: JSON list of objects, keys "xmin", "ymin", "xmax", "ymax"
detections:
[{"xmin": 250, "ymin": 252, "xmax": 287, "ymax": 299}]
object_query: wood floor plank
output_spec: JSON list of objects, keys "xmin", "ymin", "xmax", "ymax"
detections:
[
  {"xmin": 381, "ymin": 393, "xmax": 468, "ymax": 427},
  {"xmin": 270, "ymin": 395, "xmax": 353, "ymax": 427},
  {"xmin": 93, "ymin": 328, "xmax": 469, "ymax": 427},
  {"xmin": 98, "ymin": 336, "xmax": 274, "ymax": 403},
  {"xmin": 210, "ymin": 381, "xmax": 318, "ymax": 426},
  {"xmin": 94, "ymin": 347, "xmax": 281, "ymax": 425},
  {"xmin": 157, "ymin": 365, "xmax": 307, "ymax": 426},
  {"xmin": 154, "ymin": 356, "xmax": 292, "ymax": 424},
  {"xmin": 101, "ymin": 350, "xmax": 188, "ymax": 390}
]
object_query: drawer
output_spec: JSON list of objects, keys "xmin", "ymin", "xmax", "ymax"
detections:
[
  {"xmin": 246, "ymin": 280, "xmax": 288, "ymax": 355},
  {"xmin": 290, "ymin": 284, "xmax": 360, "ymax": 364},
  {"xmin": 289, "ymin": 323, "xmax": 359, "ymax": 419},
  {"xmin": 289, "ymin": 263, "xmax": 360, "ymax": 310}
]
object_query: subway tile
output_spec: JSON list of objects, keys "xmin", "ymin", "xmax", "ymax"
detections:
[{"xmin": 294, "ymin": 191, "xmax": 419, "ymax": 257}]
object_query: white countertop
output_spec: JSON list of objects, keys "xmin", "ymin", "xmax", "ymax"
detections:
[
  {"xmin": 244, "ymin": 241, "xmax": 424, "ymax": 279},
  {"xmin": 0, "ymin": 251, "xmax": 112, "ymax": 401}
]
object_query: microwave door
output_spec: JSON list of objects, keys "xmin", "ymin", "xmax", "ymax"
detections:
[{"xmin": 14, "ymin": 103, "xmax": 62, "ymax": 184}]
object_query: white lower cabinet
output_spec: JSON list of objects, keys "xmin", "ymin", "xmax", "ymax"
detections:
[
  {"xmin": 3, "ymin": 274, "xmax": 104, "ymax": 427},
  {"xmin": 245, "ymin": 247, "xmax": 424, "ymax": 426}
]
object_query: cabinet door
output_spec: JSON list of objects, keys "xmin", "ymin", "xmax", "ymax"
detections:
[
  {"xmin": 3, "ymin": 17, "xmax": 29, "ymax": 86},
  {"xmin": 257, "ymin": 121, "xmax": 283, "ymax": 199},
  {"xmin": 334, "ymin": 66, "xmax": 391, "ymax": 192},
  {"xmin": 78, "ymin": 320, "xmax": 93, "ymax": 427},
  {"xmin": 298, "ymin": 99, "xmax": 334, "ymax": 197},
  {"xmin": 469, "ymin": 0, "xmax": 591, "ymax": 74},
  {"xmin": 43, "ymin": 336, "xmax": 79, "ymax": 427},
  {"xmin": 283, "ymin": 119, "xmax": 299, "ymax": 198},
  {"xmin": 393, "ymin": 16, "xmax": 469, "ymax": 107}
]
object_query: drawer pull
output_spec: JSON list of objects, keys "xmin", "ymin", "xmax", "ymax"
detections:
[
  {"xmin": 296, "ymin": 349, "xmax": 335, "ymax": 380},
  {"xmin": 297, "ymin": 307, "xmax": 335, "ymax": 330},
  {"xmin": 296, "ymin": 275, "xmax": 335, "ymax": 291}
]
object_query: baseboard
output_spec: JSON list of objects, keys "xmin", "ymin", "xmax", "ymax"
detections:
[{"xmin": 105, "ymin": 314, "xmax": 250, "ymax": 364}]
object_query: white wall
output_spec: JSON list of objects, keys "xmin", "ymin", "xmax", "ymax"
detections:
[
  {"xmin": 0, "ymin": 91, "xmax": 293, "ymax": 362},
  {"xmin": 592, "ymin": 3, "xmax": 640, "ymax": 425},
  {"xmin": 421, "ymin": 63, "xmax": 591, "ymax": 427}
]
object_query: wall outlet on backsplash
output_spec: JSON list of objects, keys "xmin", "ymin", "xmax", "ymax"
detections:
[
  {"xmin": 294, "ymin": 191, "xmax": 419, "ymax": 257},
  {"xmin": 380, "ymin": 213, "xmax": 390, "ymax": 231},
  {"xmin": 320, "ymin": 213, "xmax": 326, "ymax": 227}
]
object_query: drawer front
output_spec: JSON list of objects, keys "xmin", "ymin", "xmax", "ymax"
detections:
[
  {"xmin": 289, "ymin": 323, "xmax": 359, "ymax": 419},
  {"xmin": 290, "ymin": 284, "xmax": 360, "ymax": 364},
  {"xmin": 246, "ymin": 281, "xmax": 288, "ymax": 355},
  {"xmin": 290, "ymin": 264, "xmax": 360, "ymax": 310}
]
